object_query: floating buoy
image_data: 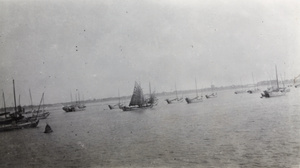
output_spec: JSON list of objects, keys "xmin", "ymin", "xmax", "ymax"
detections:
[{"xmin": 44, "ymin": 124, "xmax": 53, "ymax": 133}]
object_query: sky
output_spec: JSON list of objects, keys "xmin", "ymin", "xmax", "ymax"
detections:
[{"xmin": 0, "ymin": 0, "xmax": 299, "ymax": 105}]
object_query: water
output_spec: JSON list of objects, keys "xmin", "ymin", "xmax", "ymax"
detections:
[{"xmin": 1, "ymin": 88, "xmax": 300, "ymax": 168}]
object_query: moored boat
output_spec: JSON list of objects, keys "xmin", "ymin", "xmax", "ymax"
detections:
[
  {"xmin": 205, "ymin": 93, "xmax": 217, "ymax": 99},
  {"xmin": 0, "ymin": 80, "xmax": 39, "ymax": 132},
  {"xmin": 261, "ymin": 66, "xmax": 288, "ymax": 98},
  {"xmin": 247, "ymin": 73, "xmax": 260, "ymax": 94},
  {"xmin": 166, "ymin": 83, "xmax": 183, "ymax": 104},
  {"xmin": 63, "ymin": 91, "xmax": 86, "ymax": 112},
  {"xmin": 122, "ymin": 82, "xmax": 157, "ymax": 111},
  {"xmin": 205, "ymin": 84, "xmax": 218, "ymax": 99},
  {"xmin": 186, "ymin": 79, "xmax": 203, "ymax": 104},
  {"xmin": 108, "ymin": 89, "xmax": 124, "ymax": 110},
  {"xmin": 294, "ymin": 74, "xmax": 300, "ymax": 88}
]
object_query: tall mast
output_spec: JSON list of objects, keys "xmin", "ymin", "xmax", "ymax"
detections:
[
  {"xmin": 175, "ymin": 83, "xmax": 178, "ymax": 99},
  {"xmin": 75, "ymin": 92, "xmax": 77, "ymax": 104},
  {"xmin": 29, "ymin": 89, "xmax": 33, "ymax": 110},
  {"xmin": 275, "ymin": 65, "xmax": 279, "ymax": 89},
  {"xmin": 280, "ymin": 73, "xmax": 285, "ymax": 88},
  {"xmin": 13, "ymin": 80, "xmax": 17, "ymax": 113},
  {"xmin": 78, "ymin": 91, "xmax": 80, "ymax": 103},
  {"xmin": 2, "ymin": 91, "xmax": 7, "ymax": 118},
  {"xmin": 43, "ymin": 93, "xmax": 45, "ymax": 112},
  {"xmin": 195, "ymin": 79, "xmax": 198, "ymax": 97},
  {"xmin": 36, "ymin": 92, "xmax": 44, "ymax": 119},
  {"xmin": 118, "ymin": 89, "xmax": 120, "ymax": 104},
  {"xmin": 149, "ymin": 82, "xmax": 151, "ymax": 95},
  {"xmin": 252, "ymin": 73, "xmax": 255, "ymax": 89},
  {"xmin": 82, "ymin": 94, "xmax": 85, "ymax": 105}
]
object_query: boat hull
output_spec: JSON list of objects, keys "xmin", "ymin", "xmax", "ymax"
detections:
[
  {"xmin": 0, "ymin": 119, "xmax": 39, "ymax": 132},
  {"xmin": 261, "ymin": 90, "xmax": 286, "ymax": 98},
  {"xmin": 165, "ymin": 98, "xmax": 183, "ymax": 104},
  {"xmin": 247, "ymin": 89, "xmax": 260, "ymax": 94},
  {"xmin": 185, "ymin": 97, "xmax": 203, "ymax": 104},
  {"xmin": 234, "ymin": 90, "xmax": 247, "ymax": 94},
  {"xmin": 108, "ymin": 104, "xmax": 123, "ymax": 110},
  {"xmin": 122, "ymin": 104, "xmax": 153, "ymax": 111},
  {"xmin": 205, "ymin": 93, "xmax": 217, "ymax": 99},
  {"xmin": 63, "ymin": 105, "xmax": 85, "ymax": 112}
]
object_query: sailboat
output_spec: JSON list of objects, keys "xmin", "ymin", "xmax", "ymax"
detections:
[
  {"xmin": 261, "ymin": 66, "xmax": 287, "ymax": 98},
  {"xmin": 247, "ymin": 73, "xmax": 260, "ymax": 94},
  {"xmin": 0, "ymin": 91, "xmax": 13, "ymax": 125},
  {"xmin": 0, "ymin": 80, "xmax": 39, "ymax": 132},
  {"xmin": 63, "ymin": 91, "xmax": 86, "ymax": 112},
  {"xmin": 185, "ymin": 79, "xmax": 203, "ymax": 104},
  {"xmin": 32, "ymin": 93, "xmax": 50, "ymax": 119},
  {"xmin": 234, "ymin": 79, "xmax": 247, "ymax": 94},
  {"xmin": 166, "ymin": 83, "xmax": 183, "ymax": 104},
  {"xmin": 108, "ymin": 89, "xmax": 124, "ymax": 110},
  {"xmin": 294, "ymin": 74, "xmax": 300, "ymax": 88},
  {"xmin": 205, "ymin": 84, "xmax": 217, "ymax": 99},
  {"xmin": 122, "ymin": 82, "xmax": 157, "ymax": 111},
  {"xmin": 24, "ymin": 89, "xmax": 50, "ymax": 119}
]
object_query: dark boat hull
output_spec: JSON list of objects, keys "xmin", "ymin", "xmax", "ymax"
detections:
[
  {"xmin": 63, "ymin": 106, "xmax": 85, "ymax": 112},
  {"xmin": 122, "ymin": 104, "xmax": 153, "ymax": 111},
  {"xmin": 0, "ymin": 119, "xmax": 39, "ymax": 132},
  {"xmin": 185, "ymin": 97, "xmax": 203, "ymax": 104}
]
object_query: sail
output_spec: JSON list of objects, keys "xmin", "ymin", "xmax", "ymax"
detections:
[{"xmin": 129, "ymin": 82, "xmax": 145, "ymax": 106}]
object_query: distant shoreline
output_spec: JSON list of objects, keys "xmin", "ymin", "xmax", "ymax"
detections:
[{"xmin": 0, "ymin": 79, "xmax": 294, "ymax": 112}]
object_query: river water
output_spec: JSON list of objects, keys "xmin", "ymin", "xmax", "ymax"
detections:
[{"xmin": 1, "ymin": 88, "xmax": 300, "ymax": 168}]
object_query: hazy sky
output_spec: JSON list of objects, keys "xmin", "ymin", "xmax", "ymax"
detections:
[{"xmin": 0, "ymin": 0, "xmax": 299, "ymax": 104}]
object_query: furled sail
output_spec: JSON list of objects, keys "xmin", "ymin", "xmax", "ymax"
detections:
[{"xmin": 129, "ymin": 82, "xmax": 145, "ymax": 106}]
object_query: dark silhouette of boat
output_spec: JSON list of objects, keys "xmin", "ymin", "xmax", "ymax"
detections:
[
  {"xmin": 122, "ymin": 82, "xmax": 157, "ymax": 111},
  {"xmin": 186, "ymin": 79, "xmax": 203, "ymax": 104},
  {"xmin": 166, "ymin": 83, "xmax": 183, "ymax": 104},
  {"xmin": 0, "ymin": 80, "xmax": 39, "ymax": 132}
]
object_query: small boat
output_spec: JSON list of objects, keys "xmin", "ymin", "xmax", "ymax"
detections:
[
  {"xmin": 108, "ymin": 89, "xmax": 124, "ymax": 109},
  {"xmin": 63, "ymin": 91, "xmax": 86, "ymax": 112},
  {"xmin": 247, "ymin": 88, "xmax": 260, "ymax": 94},
  {"xmin": 186, "ymin": 79, "xmax": 203, "ymax": 104},
  {"xmin": 63, "ymin": 104, "xmax": 85, "ymax": 112},
  {"xmin": 0, "ymin": 119, "xmax": 39, "ymax": 132},
  {"xmin": 247, "ymin": 73, "xmax": 260, "ymax": 94},
  {"xmin": 205, "ymin": 84, "xmax": 217, "ymax": 99},
  {"xmin": 108, "ymin": 104, "xmax": 119, "ymax": 110},
  {"xmin": 166, "ymin": 83, "xmax": 183, "ymax": 104},
  {"xmin": 234, "ymin": 79, "xmax": 247, "ymax": 94},
  {"xmin": 261, "ymin": 66, "xmax": 287, "ymax": 98},
  {"xmin": 234, "ymin": 90, "xmax": 247, "ymax": 94},
  {"xmin": 30, "ymin": 92, "xmax": 50, "ymax": 119},
  {"xmin": 166, "ymin": 97, "xmax": 183, "ymax": 104},
  {"xmin": 108, "ymin": 103, "xmax": 124, "ymax": 110},
  {"xmin": 205, "ymin": 93, "xmax": 217, "ymax": 99},
  {"xmin": 122, "ymin": 82, "xmax": 157, "ymax": 111},
  {"xmin": 294, "ymin": 74, "xmax": 300, "ymax": 88}
]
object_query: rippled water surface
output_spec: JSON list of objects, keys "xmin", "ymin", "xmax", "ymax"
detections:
[{"xmin": 1, "ymin": 89, "xmax": 300, "ymax": 168}]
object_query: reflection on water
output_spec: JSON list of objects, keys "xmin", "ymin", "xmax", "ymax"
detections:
[{"xmin": 1, "ymin": 89, "xmax": 300, "ymax": 167}]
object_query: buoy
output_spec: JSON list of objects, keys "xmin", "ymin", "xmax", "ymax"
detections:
[{"xmin": 44, "ymin": 124, "xmax": 53, "ymax": 133}]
